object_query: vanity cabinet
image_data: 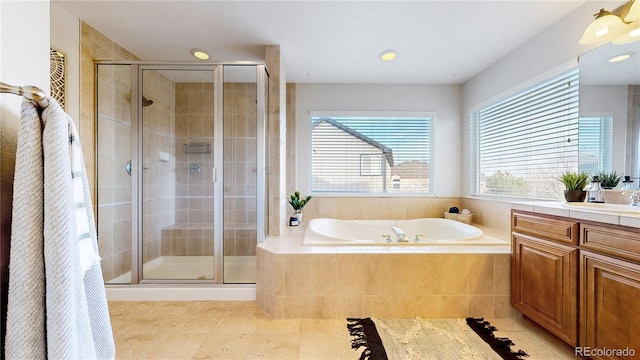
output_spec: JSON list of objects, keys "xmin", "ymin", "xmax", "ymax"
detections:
[
  {"xmin": 512, "ymin": 210, "xmax": 640, "ymax": 356},
  {"xmin": 580, "ymin": 223, "xmax": 640, "ymax": 360},
  {"xmin": 511, "ymin": 211, "xmax": 579, "ymax": 346}
]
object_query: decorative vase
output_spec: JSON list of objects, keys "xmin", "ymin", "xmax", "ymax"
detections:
[{"xmin": 564, "ymin": 189, "xmax": 586, "ymax": 202}]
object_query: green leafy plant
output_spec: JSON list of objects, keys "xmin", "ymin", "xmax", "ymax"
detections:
[
  {"xmin": 556, "ymin": 171, "xmax": 589, "ymax": 190},
  {"xmin": 597, "ymin": 171, "xmax": 622, "ymax": 188},
  {"xmin": 485, "ymin": 171, "xmax": 528, "ymax": 196},
  {"xmin": 288, "ymin": 191, "xmax": 312, "ymax": 212}
]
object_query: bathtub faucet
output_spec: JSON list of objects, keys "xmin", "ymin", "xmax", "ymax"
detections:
[{"xmin": 390, "ymin": 226, "xmax": 409, "ymax": 242}]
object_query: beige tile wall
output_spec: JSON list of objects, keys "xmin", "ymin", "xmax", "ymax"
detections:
[
  {"xmin": 160, "ymin": 225, "xmax": 214, "ymax": 256},
  {"xmin": 174, "ymin": 82, "xmax": 214, "ymax": 227},
  {"xmin": 461, "ymin": 197, "xmax": 514, "ymax": 232},
  {"xmin": 257, "ymin": 248, "xmax": 516, "ymax": 319},
  {"xmin": 85, "ymin": 22, "xmax": 176, "ymax": 280},
  {"xmin": 83, "ymin": 22, "xmax": 137, "ymax": 282},
  {"xmin": 171, "ymin": 81, "xmax": 260, "ymax": 257},
  {"xmin": 300, "ymin": 196, "xmax": 463, "ymax": 221},
  {"xmin": 96, "ymin": 64, "xmax": 177, "ymax": 274},
  {"xmin": 80, "ymin": 22, "xmax": 138, "ymax": 206},
  {"xmin": 141, "ymin": 70, "xmax": 176, "ymax": 264}
]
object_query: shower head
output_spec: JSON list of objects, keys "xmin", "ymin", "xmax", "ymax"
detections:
[{"xmin": 142, "ymin": 96, "xmax": 154, "ymax": 107}]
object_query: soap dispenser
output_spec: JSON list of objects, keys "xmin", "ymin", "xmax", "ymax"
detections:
[
  {"xmin": 622, "ymin": 176, "xmax": 635, "ymax": 191},
  {"xmin": 587, "ymin": 175, "xmax": 605, "ymax": 203}
]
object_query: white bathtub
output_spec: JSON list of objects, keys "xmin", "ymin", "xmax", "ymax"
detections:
[{"xmin": 303, "ymin": 218, "xmax": 505, "ymax": 246}]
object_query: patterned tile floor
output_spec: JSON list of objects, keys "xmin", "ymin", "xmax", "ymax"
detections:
[{"xmin": 108, "ymin": 301, "xmax": 578, "ymax": 359}]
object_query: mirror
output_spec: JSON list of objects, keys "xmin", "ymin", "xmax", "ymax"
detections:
[{"xmin": 578, "ymin": 41, "xmax": 640, "ymax": 180}]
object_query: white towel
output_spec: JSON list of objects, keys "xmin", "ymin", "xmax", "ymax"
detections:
[
  {"xmin": 5, "ymin": 94, "xmax": 46, "ymax": 360},
  {"xmin": 5, "ymin": 97, "xmax": 115, "ymax": 360}
]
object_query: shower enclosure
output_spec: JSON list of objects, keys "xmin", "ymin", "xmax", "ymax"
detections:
[{"xmin": 95, "ymin": 63, "xmax": 268, "ymax": 285}]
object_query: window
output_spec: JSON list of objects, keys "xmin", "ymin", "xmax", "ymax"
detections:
[
  {"xmin": 470, "ymin": 68, "xmax": 581, "ymax": 199},
  {"xmin": 310, "ymin": 113, "xmax": 433, "ymax": 194},
  {"xmin": 578, "ymin": 116, "xmax": 613, "ymax": 174}
]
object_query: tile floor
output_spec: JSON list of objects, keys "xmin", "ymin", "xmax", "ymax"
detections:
[{"xmin": 108, "ymin": 301, "xmax": 579, "ymax": 359}]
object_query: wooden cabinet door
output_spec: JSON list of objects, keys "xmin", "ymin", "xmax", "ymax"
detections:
[
  {"xmin": 512, "ymin": 233, "xmax": 578, "ymax": 345},
  {"xmin": 581, "ymin": 251, "xmax": 640, "ymax": 360}
]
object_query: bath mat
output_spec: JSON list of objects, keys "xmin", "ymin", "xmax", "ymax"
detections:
[{"xmin": 347, "ymin": 317, "xmax": 528, "ymax": 360}]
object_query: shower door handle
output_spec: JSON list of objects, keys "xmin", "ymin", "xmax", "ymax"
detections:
[
  {"xmin": 124, "ymin": 160, "xmax": 149, "ymax": 176},
  {"xmin": 125, "ymin": 160, "xmax": 148, "ymax": 176}
]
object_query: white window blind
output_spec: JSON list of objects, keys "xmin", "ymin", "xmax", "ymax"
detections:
[
  {"xmin": 578, "ymin": 116, "xmax": 613, "ymax": 174},
  {"xmin": 470, "ymin": 68, "xmax": 580, "ymax": 199},
  {"xmin": 310, "ymin": 115, "xmax": 433, "ymax": 194}
]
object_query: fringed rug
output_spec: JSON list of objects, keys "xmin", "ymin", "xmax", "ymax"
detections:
[{"xmin": 347, "ymin": 317, "xmax": 529, "ymax": 360}]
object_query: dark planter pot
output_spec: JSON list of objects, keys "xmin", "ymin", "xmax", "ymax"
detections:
[{"xmin": 564, "ymin": 189, "xmax": 586, "ymax": 202}]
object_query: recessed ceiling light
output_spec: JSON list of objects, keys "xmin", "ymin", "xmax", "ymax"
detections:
[
  {"xmin": 609, "ymin": 52, "xmax": 635, "ymax": 63},
  {"xmin": 191, "ymin": 48, "xmax": 209, "ymax": 60},
  {"xmin": 379, "ymin": 50, "xmax": 398, "ymax": 62}
]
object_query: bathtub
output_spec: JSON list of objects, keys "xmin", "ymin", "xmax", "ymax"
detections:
[{"xmin": 303, "ymin": 218, "xmax": 505, "ymax": 246}]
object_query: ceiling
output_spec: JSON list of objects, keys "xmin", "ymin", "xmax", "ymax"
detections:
[
  {"xmin": 55, "ymin": 0, "xmax": 590, "ymax": 85},
  {"xmin": 579, "ymin": 41, "xmax": 640, "ymax": 85}
]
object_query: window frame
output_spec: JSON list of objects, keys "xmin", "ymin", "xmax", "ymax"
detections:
[
  {"xmin": 308, "ymin": 111, "xmax": 435, "ymax": 196},
  {"xmin": 469, "ymin": 68, "xmax": 582, "ymax": 200}
]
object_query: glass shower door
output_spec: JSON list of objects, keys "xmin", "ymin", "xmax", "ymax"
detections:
[
  {"xmin": 96, "ymin": 64, "xmax": 134, "ymax": 284},
  {"xmin": 222, "ymin": 65, "xmax": 260, "ymax": 284},
  {"xmin": 140, "ymin": 67, "xmax": 217, "ymax": 281},
  {"xmin": 96, "ymin": 62, "xmax": 266, "ymax": 285}
]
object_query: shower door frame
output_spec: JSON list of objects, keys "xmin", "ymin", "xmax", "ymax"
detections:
[
  {"xmin": 135, "ymin": 64, "xmax": 221, "ymax": 285},
  {"xmin": 96, "ymin": 61, "xmax": 267, "ymax": 285}
]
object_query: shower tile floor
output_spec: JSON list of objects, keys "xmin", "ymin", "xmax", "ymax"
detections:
[
  {"xmin": 108, "ymin": 301, "xmax": 578, "ymax": 359},
  {"xmin": 108, "ymin": 256, "xmax": 256, "ymax": 283}
]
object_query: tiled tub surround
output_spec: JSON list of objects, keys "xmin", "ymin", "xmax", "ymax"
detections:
[
  {"xmin": 256, "ymin": 222, "xmax": 515, "ymax": 319},
  {"xmin": 300, "ymin": 196, "xmax": 465, "ymax": 222},
  {"xmin": 255, "ymin": 194, "xmax": 640, "ymax": 320}
]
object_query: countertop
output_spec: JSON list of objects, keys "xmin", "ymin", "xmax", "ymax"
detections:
[{"xmin": 512, "ymin": 201, "xmax": 640, "ymax": 228}]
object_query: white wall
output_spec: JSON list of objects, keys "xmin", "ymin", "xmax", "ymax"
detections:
[
  {"xmin": 296, "ymin": 84, "xmax": 463, "ymax": 196},
  {"xmin": 50, "ymin": 2, "xmax": 80, "ymax": 127},
  {"xmin": 1, "ymin": 0, "xmax": 50, "ymax": 340},
  {"xmin": 461, "ymin": 0, "xmax": 625, "ymax": 196}
]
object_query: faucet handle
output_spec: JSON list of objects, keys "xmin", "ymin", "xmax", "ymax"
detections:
[
  {"xmin": 382, "ymin": 234, "xmax": 392, "ymax": 243},
  {"xmin": 413, "ymin": 234, "xmax": 423, "ymax": 242}
]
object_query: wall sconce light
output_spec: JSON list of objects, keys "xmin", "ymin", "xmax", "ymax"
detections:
[
  {"xmin": 627, "ymin": 0, "xmax": 640, "ymax": 22},
  {"xmin": 580, "ymin": 0, "xmax": 640, "ymax": 45}
]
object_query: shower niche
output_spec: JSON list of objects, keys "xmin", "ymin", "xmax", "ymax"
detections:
[{"xmin": 95, "ymin": 63, "xmax": 268, "ymax": 285}]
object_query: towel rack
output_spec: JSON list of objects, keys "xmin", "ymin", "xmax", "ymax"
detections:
[{"xmin": 0, "ymin": 81, "xmax": 49, "ymax": 108}]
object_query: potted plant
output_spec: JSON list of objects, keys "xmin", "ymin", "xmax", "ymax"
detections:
[
  {"xmin": 557, "ymin": 171, "xmax": 589, "ymax": 202},
  {"xmin": 597, "ymin": 171, "xmax": 622, "ymax": 189},
  {"xmin": 288, "ymin": 191, "xmax": 312, "ymax": 226}
]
